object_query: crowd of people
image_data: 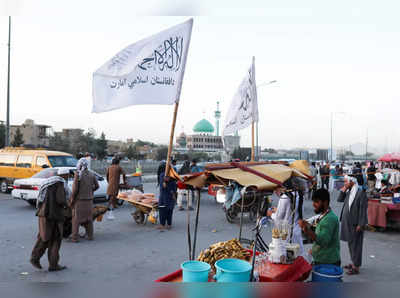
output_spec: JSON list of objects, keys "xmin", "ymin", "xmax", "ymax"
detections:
[{"xmin": 266, "ymin": 168, "xmax": 370, "ymax": 275}]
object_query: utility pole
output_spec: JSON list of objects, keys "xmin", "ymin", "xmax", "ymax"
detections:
[
  {"xmin": 5, "ymin": 16, "xmax": 11, "ymax": 147},
  {"xmin": 330, "ymin": 112, "xmax": 333, "ymax": 161},
  {"xmin": 365, "ymin": 129, "xmax": 368, "ymax": 161}
]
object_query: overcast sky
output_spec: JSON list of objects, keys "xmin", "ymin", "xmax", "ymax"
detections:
[{"xmin": 1, "ymin": 0, "xmax": 400, "ymax": 153}]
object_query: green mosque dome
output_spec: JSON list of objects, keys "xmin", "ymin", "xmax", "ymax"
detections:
[{"xmin": 193, "ymin": 119, "xmax": 214, "ymax": 133}]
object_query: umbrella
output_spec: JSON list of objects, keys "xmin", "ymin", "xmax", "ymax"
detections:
[{"xmin": 378, "ymin": 153, "xmax": 394, "ymax": 162}]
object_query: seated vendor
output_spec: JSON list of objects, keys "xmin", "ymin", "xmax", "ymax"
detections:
[
  {"xmin": 298, "ymin": 188, "xmax": 341, "ymax": 266},
  {"xmin": 380, "ymin": 180, "xmax": 392, "ymax": 195}
]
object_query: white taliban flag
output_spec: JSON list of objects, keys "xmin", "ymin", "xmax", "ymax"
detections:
[
  {"xmin": 222, "ymin": 57, "xmax": 259, "ymax": 136},
  {"xmin": 92, "ymin": 19, "xmax": 193, "ymax": 113}
]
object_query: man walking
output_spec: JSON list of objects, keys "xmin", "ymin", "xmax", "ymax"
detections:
[
  {"xmin": 299, "ymin": 188, "xmax": 341, "ymax": 267},
  {"xmin": 367, "ymin": 162, "xmax": 376, "ymax": 194},
  {"xmin": 106, "ymin": 158, "xmax": 126, "ymax": 209},
  {"xmin": 70, "ymin": 158, "xmax": 99, "ymax": 242},
  {"xmin": 30, "ymin": 169, "xmax": 68, "ymax": 271},
  {"xmin": 320, "ymin": 163, "xmax": 330, "ymax": 190},
  {"xmin": 338, "ymin": 175, "xmax": 368, "ymax": 275}
]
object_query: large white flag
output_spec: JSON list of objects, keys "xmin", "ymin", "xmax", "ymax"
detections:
[
  {"xmin": 92, "ymin": 19, "xmax": 193, "ymax": 113},
  {"xmin": 222, "ymin": 57, "xmax": 258, "ymax": 136}
]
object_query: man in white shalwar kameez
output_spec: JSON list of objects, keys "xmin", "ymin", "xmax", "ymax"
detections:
[{"xmin": 268, "ymin": 185, "xmax": 305, "ymax": 258}]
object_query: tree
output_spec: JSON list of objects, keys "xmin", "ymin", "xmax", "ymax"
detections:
[
  {"xmin": 345, "ymin": 151, "xmax": 354, "ymax": 156},
  {"xmin": 95, "ymin": 132, "xmax": 108, "ymax": 159},
  {"xmin": 156, "ymin": 146, "xmax": 168, "ymax": 161},
  {"xmin": 0, "ymin": 123, "xmax": 5, "ymax": 148},
  {"xmin": 125, "ymin": 145, "xmax": 136, "ymax": 160},
  {"xmin": 49, "ymin": 134, "xmax": 70, "ymax": 152},
  {"xmin": 11, "ymin": 128, "xmax": 24, "ymax": 147}
]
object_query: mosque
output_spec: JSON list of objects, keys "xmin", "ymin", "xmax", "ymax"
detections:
[{"xmin": 175, "ymin": 102, "xmax": 240, "ymax": 154}]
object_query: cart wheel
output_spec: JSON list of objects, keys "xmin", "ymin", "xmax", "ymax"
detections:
[
  {"xmin": 226, "ymin": 207, "xmax": 237, "ymax": 223},
  {"xmin": 132, "ymin": 210, "xmax": 145, "ymax": 224},
  {"xmin": 117, "ymin": 199, "xmax": 124, "ymax": 206}
]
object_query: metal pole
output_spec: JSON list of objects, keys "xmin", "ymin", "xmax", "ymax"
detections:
[
  {"xmin": 330, "ymin": 112, "xmax": 333, "ymax": 162},
  {"xmin": 191, "ymin": 189, "xmax": 201, "ymax": 260},
  {"xmin": 256, "ymin": 121, "xmax": 259, "ymax": 161},
  {"xmin": 6, "ymin": 16, "xmax": 11, "ymax": 147}
]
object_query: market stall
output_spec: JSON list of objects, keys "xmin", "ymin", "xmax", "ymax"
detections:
[
  {"xmin": 156, "ymin": 161, "xmax": 313, "ymax": 283},
  {"xmin": 368, "ymin": 199, "xmax": 400, "ymax": 229}
]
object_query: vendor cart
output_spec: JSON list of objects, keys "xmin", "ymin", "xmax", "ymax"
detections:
[
  {"xmin": 117, "ymin": 173, "xmax": 144, "ymax": 206},
  {"xmin": 117, "ymin": 195, "xmax": 158, "ymax": 225}
]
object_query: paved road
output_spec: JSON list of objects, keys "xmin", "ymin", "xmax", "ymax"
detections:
[{"xmin": 0, "ymin": 184, "xmax": 399, "ymax": 283}]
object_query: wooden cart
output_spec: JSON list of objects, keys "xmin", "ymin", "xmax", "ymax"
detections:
[{"xmin": 117, "ymin": 195, "xmax": 158, "ymax": 225}]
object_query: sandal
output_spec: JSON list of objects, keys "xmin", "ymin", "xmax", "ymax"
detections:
[
  {"xmin": 346, "ymin": 268, "xmax": 359, "ymax": 275},
  {"xmin": 343, "ymin": 264, "xmax": 353, "ymax": 270}
]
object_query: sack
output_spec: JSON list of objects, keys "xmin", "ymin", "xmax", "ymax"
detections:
[{"xmin": 107, "ymin": 210, "xmax": 115, "ymax": 220}]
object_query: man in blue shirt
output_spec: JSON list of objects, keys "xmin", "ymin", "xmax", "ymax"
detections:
[{"xmin": 157, "ymin": 172, "xmax": 177, "ymax": 231}]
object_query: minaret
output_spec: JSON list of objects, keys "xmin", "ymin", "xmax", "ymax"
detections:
[{"xmin": 215, "ymin": 101, "xmax": 221, "ymax": 136}]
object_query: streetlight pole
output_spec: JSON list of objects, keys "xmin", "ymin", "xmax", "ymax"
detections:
[
  {"xmin": 5, "ymin": 16, "xmax": 11, "ymax": 147},
  {"xmin": 256, "ymin": 80, "xmax": 277, "ymax": 160},
  {"xmin": 330, "ymin": 112, "xmax": 346, "ymax": 162}
]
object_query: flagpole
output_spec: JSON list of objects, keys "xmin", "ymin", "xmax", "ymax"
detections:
[
  {"xmin": 251, "ymin": 121, "xmax": 255, "ymax": 161},
  {"xmin": 165, "ymin": 102, "xmax": 179, "ymax": 176}
]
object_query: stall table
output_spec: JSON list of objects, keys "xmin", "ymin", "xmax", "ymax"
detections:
[
  {"xmin": 368, "ymin": 200, "xmax": 400, "ymax": 228},
  {"xmin": 154, "ymin": 256, "xmax": 311, "ymax": 282}
]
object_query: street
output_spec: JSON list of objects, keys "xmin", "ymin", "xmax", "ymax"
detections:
[{"xmin": 0, "ymin": 183, "xmax": 399, "ymax": 283}]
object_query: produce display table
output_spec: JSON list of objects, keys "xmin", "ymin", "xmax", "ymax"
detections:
[
  {"xmin": 368, "ymin": 200, "xmax": 400, "ymax": 228},
  {"xmin": 154, "ymin": 256, "xmax": 311, "ymax": 282}
]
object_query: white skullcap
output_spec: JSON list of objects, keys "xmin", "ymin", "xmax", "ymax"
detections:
[
  {"xmin": 344, "ymin": 175, "xmax": 358, "ymax": 184},
  {"xmin": 57, "ymin": 168, "xmax": 69, "ymax": 175}
]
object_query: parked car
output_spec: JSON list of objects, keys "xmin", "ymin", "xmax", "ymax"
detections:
[
  {"xmin": 0, "ymin": 148, "xmax": 77, "ymax": 193},
  {"xmin": 11, "ymin": 167, "xmax": 108, "ymax": 207}
]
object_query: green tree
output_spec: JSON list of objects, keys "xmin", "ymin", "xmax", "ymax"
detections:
[
  {"xmin": 125, "ymin": 145, "xmax": 136, "ymax": 160},
  {"xmin": 95, "ymin": 132, "xmax": 108, "ymax": 159},
  {"xmin": 11, "ymin": 128, "xmax": 24, "ymax": 147},
  {"xmin": 0, "ymin": 123, "xmax": 5, "ymax": 148},
  {"xmin": 345, "ymin": 151, "xmax": 354, "ymax": 156},
  {"xmin": 156, "ymin": 146, "xmax": 168, "ymax": 161},
  {"xmin": 49, "ymin": 134, "xmax": 70, "ymax": 153},
  {"xmin": 232, "ymin": 147, "xmax": 251, "ymax": 161}
]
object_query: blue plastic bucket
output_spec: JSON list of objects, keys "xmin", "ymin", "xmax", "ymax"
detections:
[
  {"xmin": 181, "ymin": 261, "xmax": 211, "ymax": 282},
  {"xmin": 312, "ymin": 265, "xmax": 343, "ymax": 282},
  {"xmin": 214, "ymin": 259, "xmax": 252, "ymax": 283}
]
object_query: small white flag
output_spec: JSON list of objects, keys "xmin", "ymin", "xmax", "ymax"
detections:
[
  {"xmin": 222, "ymin": 57, "xmax": 258, "ymax": 136},
  {"xmin": 92, "ymin": 19, "xmax": 193, "ymax": 113}
]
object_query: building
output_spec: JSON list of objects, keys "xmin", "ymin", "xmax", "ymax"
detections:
[
  {"xmin": 299, "ymin": 150, "xmax": 310, "ymax": 161},
  {"xmin": 54, "ymin": 128, "xmax": 84, "ymax": 144},
  {"xmin": 10, "ymin": 119, "xmax": 51, "ymax": 148},
  {"xmin": 186, "ymin": 119, "xmax": 223, "ymax": 152},
  {"xmin": 316, "ymin": 149, "xmax": 329, "ymax": 161},
  {"xmin": 107, "ymin": 140, "xmax": 128, "ymax": 154}
]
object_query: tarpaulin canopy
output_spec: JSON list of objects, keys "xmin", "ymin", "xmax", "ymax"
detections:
[
  {"xmin": 378, "ymin": 153, "xmax": 400, "ymax": 162},
  {"xmin": 289, "ymin": 160, "xmax": 311, "ymax": 177},
  {"xmin": 183, "ymin": 162, "xmax": 307, "ymax": 191}
]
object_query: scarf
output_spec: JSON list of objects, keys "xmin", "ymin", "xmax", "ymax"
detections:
[
  {"xmin": 345, "ymin": 175, "xmax": 359, "ymax": 211},
  {"xmin": 36, "ymin": 176, "xmax": 65, "ymax": 208},
  {"xmin": 76, "ymin": 157, "xmax": 89, "ymax": 180}
]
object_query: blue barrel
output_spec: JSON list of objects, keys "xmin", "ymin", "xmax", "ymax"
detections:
[
  {"xmin": 181, "ymin": 261, "xmax": 211, "ymax": 282},
  {"xmin": 312, "ymin": 265, "xmax": 343, "ymax": 282},
  {"xmin": 214, "ymin": 259, "xmax": 252, "ymax": 283}
]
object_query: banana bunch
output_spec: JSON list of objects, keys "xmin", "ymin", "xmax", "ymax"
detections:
[{"xmin": 197, "ymin": 239, "xmax": 251, "ymax": 273}]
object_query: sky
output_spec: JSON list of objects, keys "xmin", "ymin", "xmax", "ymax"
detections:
[{"xmin": 1, "ymin": 0, "xmax": 400, "ymax": 153}]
